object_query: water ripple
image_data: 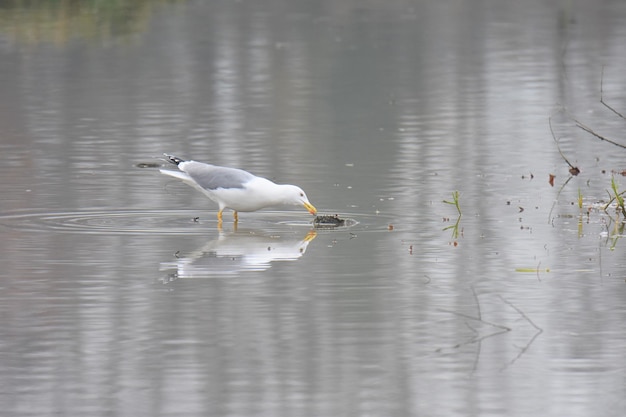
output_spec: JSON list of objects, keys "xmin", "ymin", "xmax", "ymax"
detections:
[
  {"xmin": 0, "ymin": 209, "xmax": 222, "ymax": 235},
  {"xmin": 0, "ymin": 209, "xmax": 376, "ymax": 235}
]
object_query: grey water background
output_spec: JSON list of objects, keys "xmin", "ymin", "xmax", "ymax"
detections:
[{"xmin": 1, "ymin": 1, "xmax": 625, "ymax": 416}]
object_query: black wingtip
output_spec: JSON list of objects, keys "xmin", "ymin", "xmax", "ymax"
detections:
[{"xmin": 163, "ymin": 153, "xmax": 186, "ymax": 166}]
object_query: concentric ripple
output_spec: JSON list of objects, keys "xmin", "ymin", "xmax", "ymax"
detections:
[
  {"xmin": 0, "ymin": 209, "xmax": 382, "ymax": 235},
  {"xmin": 0, "ymin": 209, "xmax": 221, "ymax": 235}
]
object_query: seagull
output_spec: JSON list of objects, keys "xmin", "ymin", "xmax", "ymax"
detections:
[{"xmin": 160, "ymin": 154, "xmax": 317, "ymax": 223}]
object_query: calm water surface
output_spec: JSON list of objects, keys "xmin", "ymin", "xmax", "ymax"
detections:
[{"xmin": 1, "ymin": 1, "xmax": 625, "ymax": 416}]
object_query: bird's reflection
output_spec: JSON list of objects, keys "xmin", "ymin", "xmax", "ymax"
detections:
[{"xmin": 159, "ymin": 228, "xmax": 317, "ymax": 280}]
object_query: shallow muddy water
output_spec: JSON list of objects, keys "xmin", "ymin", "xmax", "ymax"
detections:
[{"xmin": 1, "ymin": 1, "xmax": 625, "ymax": 416}]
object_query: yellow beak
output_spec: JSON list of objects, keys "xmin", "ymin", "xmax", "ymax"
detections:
[
  {"xmin": 304, "ymin": 202, "xmax": 317, "ymax": 215},
  {"xmin": 303, "ymin": 230, "xmax": 318, "ymax": 242}
]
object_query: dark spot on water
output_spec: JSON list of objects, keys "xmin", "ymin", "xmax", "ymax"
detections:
[
  {"xmin": 136, "ymin": 162, "xmax": 161, "ymax": 168},
  {"xmin": 549, "ymin": 174, "xmax": 555, "ymax": 187},
  {"xmin": 314, "ymin": 214, "xmax": 345, "ymax": 228},
  {"xmin": 569, "ymin": 166, "xmax": 581, "ymax": 176}
]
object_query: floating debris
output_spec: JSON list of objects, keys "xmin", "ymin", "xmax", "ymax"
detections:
[
  {"xmin": 313, "ymin": 214, "xmax": 346, "ymax": 228},
  {"xmin": 136, "ymin": 162, "xmax": 161, "ymax": 168},
  {"xmin": 515, "ymin": 267, "xmax": 550, "ymax": 273}
]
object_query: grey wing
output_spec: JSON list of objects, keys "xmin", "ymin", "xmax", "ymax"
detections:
[{"xmin": 182, "ymin": 162, "xmax": 255, "ymax": 190}]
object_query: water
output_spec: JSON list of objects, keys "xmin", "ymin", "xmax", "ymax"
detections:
[{"xmin": 1, "ymin": 1, "xmax": 625, "ymax": 416}]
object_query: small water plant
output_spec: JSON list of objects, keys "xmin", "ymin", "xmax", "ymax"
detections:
[
  {"xmin": 577, "ymin": 188, "xmax": 583, "ymax": 210},
  {"xmin": 443, "ymin": 190, "xmax": 462, "ymax": 216},
  {"xmin": 601, "ymin": 177, "xmax": 626, "ymax": 250},
  {"xmin": 605, "ymin": 177, "xmax": 626, "ymax": 218},
  {"xmin": 443, "ymin": 191, "xmax": 462, "ymax": 242}
]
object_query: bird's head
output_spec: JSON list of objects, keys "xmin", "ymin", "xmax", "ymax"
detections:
[{"xmin": 283, "ymin": 185, "xmax": 317, "ymax": 215}]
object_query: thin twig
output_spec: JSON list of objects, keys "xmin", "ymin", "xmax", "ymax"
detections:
[
  {"xmin": 498, "ymin": 296, "xmax": 543, "ymax": 333},
  {"xmin": 468, "ymin": 329, "xmax": 511, "ymax": 345},
  {"xmin": 549, "ymin": 116, "xmax": 578, "ymax": 170},
  {"xmin": 536, "ymin": 261, "xmax": 542, "ymax": 282},
  {"xmin": 548, "ymin": 175, "xmax": 574, "ymax": 224},
  {"xmin": 437, "ymin": 309, "xmax": 511, "ymax": 332},
  {"xmin": 471, "ymin": 286, "xmax": 481, "ymax": 320},
  {"xmin": 497, "ymin": 296, "xmax": 543, "ymax": 369},
  {"xmin": 575, "ymin": 119, "xmax": 626, "ymax": 149},
  {"xmin": 504, "ymin": 327, "xmax": 543, "ymax": 369},
  {"xmin": 464, "ymin": 321, "xmax": 479, "ymax": 336},
  {"xmin": 600, "ymin": 66, "xmax": 625, "ymax": 120},
  {"xmin": 439, "ymin": 327, "xmax": 510, "ymax": 352}
]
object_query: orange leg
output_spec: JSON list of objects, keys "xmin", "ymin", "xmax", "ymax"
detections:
[
  {"xmin": 233, "ymin": 211, "xmax": 239, "ymax": 222},
  {"xmin": 217, "ymin": 209, "xmax": 223, "ymax": 223}
]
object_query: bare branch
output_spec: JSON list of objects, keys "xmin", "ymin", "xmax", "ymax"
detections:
[
  {"xmin": 437, "ymin": 309, "xmax": 511, "ymax": 332},
  {"xmin": 575, "ymin": 119, "xmax": 626, "ymax": 149},
  {"xmin": 498, "ymin": 296, "xmax": 543, "ymax": 333},
  {"xmin": 471, "ymin": 286, "xmax": 481, "ymax": 320},
  {"xmin": 549, "ymin": 115, "xmax": 579, "ymax": 170},
  {"xmin": 600, "ymin": 66, "xmax": 626, "ymax": 120},
  {"xmin": 497, "ymin": 296, "xmax": 543, "ymax": 369},
  {"xmin": 548, "ymin": 174, "xmax": 574, "ymax": 224}
]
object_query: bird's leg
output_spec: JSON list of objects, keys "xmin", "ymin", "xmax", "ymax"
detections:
[
  {"xmin": 217, "ymin": 209, "xmax": 223, "ymax": 223},
  {"xmin": 233, "ymin": 211, "xmax": 239, "ymax": 223}
]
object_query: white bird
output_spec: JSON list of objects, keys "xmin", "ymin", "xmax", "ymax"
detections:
[{"xmin": 160, "ymin": 154, "xmax": 317, "ymax": 223}]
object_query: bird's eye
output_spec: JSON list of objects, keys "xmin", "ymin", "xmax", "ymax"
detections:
[{"xmin": 300, "ymin": 192, "xmax": 304, "ymax": 197}]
